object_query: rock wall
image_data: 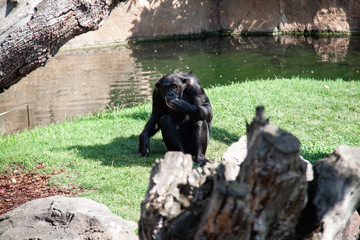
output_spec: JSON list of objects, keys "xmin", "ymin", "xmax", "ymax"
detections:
[
  {"xmin": 219, "ymin": 0, "xmax": 359, "ymax": 34},
  {"xmin": 66, "ymin": 0, "xmax": 220, "ymax": 47},
  {"xmin": 65, "ymin": 0, "xmax": 360, "ymax": 47}
]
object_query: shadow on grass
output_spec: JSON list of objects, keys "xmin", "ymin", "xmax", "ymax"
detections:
[
  {"xmin": 211, "ymin": 127, "xmax": 240, "ymax": 145},
  {"xmin": 66, "ymin": 135, "xmax": 166, "ymax": 167},
  {"xmin": 65, "ymin": 134, "xmax": 327, "ymax": 171},
  {"xmin": 124, "ymin": 111, "xmax": 241, "ymax": 145},
  {"xmin": 65, "ymin": 126, "xmax": 239, "ymax": 168}
]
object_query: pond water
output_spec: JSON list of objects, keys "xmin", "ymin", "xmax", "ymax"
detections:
[{"xmin": 1, "ymin": 35, "xmax": 360, "ymax": 133}]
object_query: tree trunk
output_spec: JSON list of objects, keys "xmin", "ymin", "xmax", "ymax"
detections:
[
  {"xmin": 0, "ymin": 0, "xmax": 124, "ymax": 92},
  {"xmin": 139, "ymin": 106, "xmax": 308, "ymax": 240},
  {"xmin": 139, "ymin": 106, "xmax": 360, "ymax": 240},
  {"xmin": 195, "ymin": 106, "xmax": 308, "ymax": 240},
  {"xmin": 296, "ymin": 145, "xmax": 360, "ymax": 240},
  {"xmin": 138, "ymin": 151, "xmax": 218, "ymax": 240}
]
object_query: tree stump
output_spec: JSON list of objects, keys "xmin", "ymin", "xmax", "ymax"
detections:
[
  {"xmin": 139, "ymin": 106, "xmax": 360, "ymax": 240},
  {"xmin": 139, "ymin": 106, "xmax": 308, "ymax": 240},
  {"xmin": 196, "ymin": 106, "xmax": 307, "ymax": 240},
  {"xmin": 138, "ymin": 151, "xmax": 217, "ymax": 240},
  {"xmin": 296, "ymin": 145, "xmax": 360, "ymax": 240}
]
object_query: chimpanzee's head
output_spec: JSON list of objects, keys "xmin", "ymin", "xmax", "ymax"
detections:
[{"xmin": 155, "ymin": 73, "xmax": 190, "ymax": 108}]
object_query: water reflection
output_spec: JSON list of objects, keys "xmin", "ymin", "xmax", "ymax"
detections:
[
  {"xmin": 0, "ymin": 45, "xmax": 159, "ymax": 134},
  {"xmin": 275, "ymin": 36, "xmax": 349, "ymax": 62},
  {"xmin": 1, "ymin": 36, "xmax": 360, "ymax": 133},
  {"xmin": 313, "ymin": 38, "xmax": 349, "ymax": 62}
]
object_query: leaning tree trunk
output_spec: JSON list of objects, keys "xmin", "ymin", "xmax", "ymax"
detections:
[{"xmin": 0, "ymin": 0, "xmax": 124, "ymax": 92}]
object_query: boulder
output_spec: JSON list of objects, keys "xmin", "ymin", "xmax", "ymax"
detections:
[{"xmin": 0, "ymin": 196, "xmax": 137, "ymax": 240}]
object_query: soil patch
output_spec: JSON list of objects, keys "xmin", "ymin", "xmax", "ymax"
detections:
[{"xmin": 0, "ymin": 162, "xmax": 83, "ymax": 215}]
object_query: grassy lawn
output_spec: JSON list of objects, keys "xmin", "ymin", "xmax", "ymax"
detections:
[{"xmin": 1, "ymin": 77, "xmax": 359, "ymax": 222}]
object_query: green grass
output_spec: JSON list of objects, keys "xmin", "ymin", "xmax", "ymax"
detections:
[{"xmin": 1, "ymin": 77, "xmax": 359, "ymax": 222}]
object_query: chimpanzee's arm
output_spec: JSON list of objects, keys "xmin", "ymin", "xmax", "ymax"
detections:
[
  {"xmin": 197, "ymin": 102, "xmax": 213, "ymax": 122},
  {"xmin": 169, "ymin": 87, "xmax": 212, "ymax": 122},
  {"xmin": 137, "ymin": 89, "xmax": 164, "ymax": 157},
  {"xmin": 170, "ymin": 99, "xmax": 212, "ymax": 120},
  {"xmin": 137, "ymin": 114, "xmax": 159, "ymax": 157}
]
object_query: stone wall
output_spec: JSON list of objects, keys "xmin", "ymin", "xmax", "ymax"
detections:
[
  {"xmin": 65, "ymin": 0, "xmax": 220, "ymax": 47},
  {"xmin": 218, "ymin": 0, "xmax": 359, "ymax": 34},
  {"xmin": 65, "ymin": 0, "xmax": 360, "ymax": 47}
]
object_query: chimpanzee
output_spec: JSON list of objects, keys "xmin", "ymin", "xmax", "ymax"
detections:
[{"xmin": 136, "ymin": 72, "xmax": 213, "ymax": 166}]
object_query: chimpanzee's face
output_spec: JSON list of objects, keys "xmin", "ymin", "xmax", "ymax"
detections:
[{"xmin": 156, "ymin": 74, "xmax": 187, "ymax": 108}]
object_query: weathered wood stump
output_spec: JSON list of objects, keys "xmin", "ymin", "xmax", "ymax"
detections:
[
  {"xmin": 139, "ymin": 106, "xmax": 307, "ymax": 239},
  {"xmin": 296, "ymin": 145, "xmax": 360, "ymax": 240},
  {"xmin": 196, "ymin": 106, "xmax": 307, "ymax": 240},
  {"xmin": 138, "ymin": 151, "xmax": 217, "ymax": 239},
  {"xmin": 139, "ymin": 106, "xmax": 360, "ymax": 240}
]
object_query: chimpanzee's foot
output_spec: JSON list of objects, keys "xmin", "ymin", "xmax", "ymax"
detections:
[{"xmin": 195, "ymin": 156, "xmax": 210, "ymax": 167}]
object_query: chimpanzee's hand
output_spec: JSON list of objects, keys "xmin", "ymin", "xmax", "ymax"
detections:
[
  {"xmin": 136, "ymin": 133, "xmax": 150, "ymax": 157},
  {"xmin": 169, "ymin": 99, "xmax": 197, "ymax": 113}
]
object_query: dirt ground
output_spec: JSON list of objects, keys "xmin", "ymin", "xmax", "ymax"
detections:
[{"xmin": 0, "ymin": 162, "xmax": 83, "ymax": 215}]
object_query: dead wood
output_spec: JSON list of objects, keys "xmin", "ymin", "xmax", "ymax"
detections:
[
  {"xmin": 138, "ymin": 151, "xmax": 217, "ymax": 240},
  {"xmin": 139, "ymin": 106, "xmax": 308, "ymax": 240},
  {"xmin": 195, "ymin": 106, "xmax": 307, "ymax": 240},
  {"xmin": 296, "ymin": 145, "xmax": 360, "ymax": 240},
  {"xmin": 139, "ymin": 106, "xmax": 360, "ymax": 240}
]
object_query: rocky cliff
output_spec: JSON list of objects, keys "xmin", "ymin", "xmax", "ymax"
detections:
[
  {"xmin": 219, "ymin": 0, "xmax": 357, "ymax": 34},
  {"xmin": 65, "ymin": 0, "xmax": 360, "ymax": 47}
]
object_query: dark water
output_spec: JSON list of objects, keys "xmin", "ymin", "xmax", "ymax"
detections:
[{"xmin": 1, "ymin": 35, "xmax": 360, "ymax": 133}]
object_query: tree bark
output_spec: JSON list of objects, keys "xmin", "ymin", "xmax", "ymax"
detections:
[
  {"xmin": 139, "ymin": 106, "xmax": 360, "ymax": 239},
  {"xmin": 138, "ymin": 151, "xmax": 218, "ymax": 240},
  {"xmin": 195, "ymin": 106, "xmax": 307, "ymax": 240},
  {"xmin": 139, "ymin": 106, "xmax": 308, "ymax": 240},
  {"xmin": 0, "ymin": 0, "xmax": 124, "ymax": 92},
  {"xmin": 296, "ymin": 145, "xmax": 360, "ymax": 240}
]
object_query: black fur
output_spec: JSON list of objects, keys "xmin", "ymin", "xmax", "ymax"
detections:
[{"xmin": 137, "ymin": 72, "xmax": 212, "ymax": 165}]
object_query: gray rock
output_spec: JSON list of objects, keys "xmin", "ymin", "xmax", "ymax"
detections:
[{"xmin": 0, "ymin": 196, "xmax": 138, "ymax": 240}]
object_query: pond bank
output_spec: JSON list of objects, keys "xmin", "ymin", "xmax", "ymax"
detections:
[{"xmin": 1, "ymin": 35, "xmax": 360, "ymax": 134}]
